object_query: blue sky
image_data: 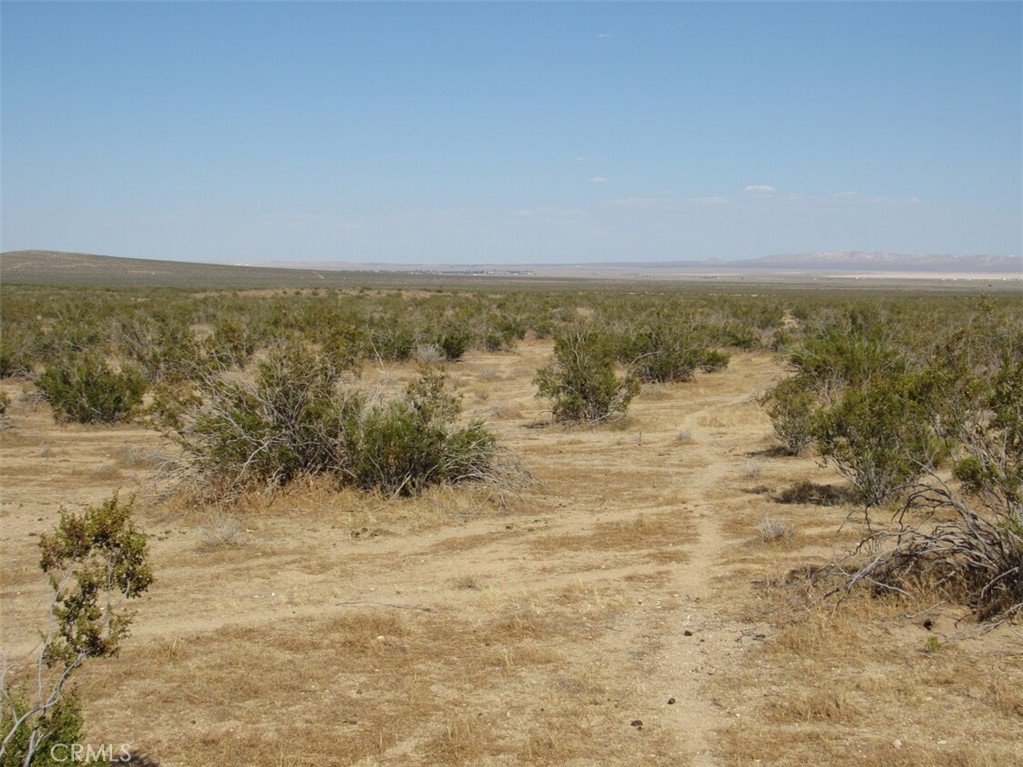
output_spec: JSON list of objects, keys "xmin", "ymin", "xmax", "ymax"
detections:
[{"xmin": 2, "ymin": 2, "xmax": 1020, "ymax": 264}]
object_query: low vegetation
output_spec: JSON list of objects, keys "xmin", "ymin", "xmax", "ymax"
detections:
[
  {"xmin": 1, "ymin": 496, "xmax": 152, "ymax": 766},
  {"xmin": 2, "ymin": 269, "xmax": 1022, "ymax": 764},
  {"xmin": 534, "ymin": 327, "xmax": 640, "ymax": 423},
  {"xmin": 760, "ymin": 301, "xmax": 1023, "ymax": 619},
  {"xmin": 36, "ymin": 356, "xmax": 147, "ymax": 425},
  {"xmin": 168, "ymin": 342, "xmax": 496, "ymax": 498}
]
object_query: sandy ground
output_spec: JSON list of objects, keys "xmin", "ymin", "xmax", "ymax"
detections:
[{"xmin": 2, "ymin": 343, "xmax": 1021, "ymax": 766}]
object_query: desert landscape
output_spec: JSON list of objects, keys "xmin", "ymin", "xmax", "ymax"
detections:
[{"xmin": 1, "ymin": 254, "xmax": 1021, "ymax": 766}]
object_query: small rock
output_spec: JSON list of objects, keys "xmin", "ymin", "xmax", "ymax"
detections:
[
  {"xmin": 683, "ymin": 630, "xmax": 693, "ymax": 637},
  {"xmin": 630, "ymin": 719, "xmax": 643, "ymax": 728},
  {"xmin": 892, "ymin": 739, "xmax": 903, "ymax": 749},
  {"xmin": 667, "ymin": 697, "xmax": 676, "ymax": 705}
]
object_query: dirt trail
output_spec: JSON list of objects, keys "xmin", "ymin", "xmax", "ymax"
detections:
[
  {"xmin": 638, "ymin": 357, "xmax": 780, "ymax": 766},
  {"xmin": 1, "ymin": 349, "xmax": 785, "ymax": 765}
]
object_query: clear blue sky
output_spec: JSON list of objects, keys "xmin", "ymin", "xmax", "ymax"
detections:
[{"xmin": 2, "ymin": 1, "xmax": 1020, "ymax": 264}]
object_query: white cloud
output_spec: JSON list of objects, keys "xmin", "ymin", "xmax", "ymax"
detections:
[
  {"xmin": 744, "ymin": 185, "xmax": 776, "ymax": 194},
  {"xmin": 590, "ymin": 176, "xmax": 608, "ymax": 184},
  {"xmin": 597, "ymin": 32, "xmax": 611, "ymax": 39}
]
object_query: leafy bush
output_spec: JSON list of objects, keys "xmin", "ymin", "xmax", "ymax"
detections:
[
  {"xmin": 761, "ymin": 321, "xmax": 932, "ymax": 501},
  {"xmin": 813, "ymin": 373, "xmax": 937, "ymax": 506},
  {"xmin": 180, "ymin": 344, "xmax": 361, "ymax": 492},
  {"xmin": 36, "ymin": 356, "xmax": 147, "ymax": 424},
  {"xmin": 0, "ymin": 326, "xmax": 36, "ymax": 378},
  {"xmin": 0, "ymin": 691, "xmax": 83, "ymax": 767},
  {"xmin": 698, "ymin": 349, "xmax": 730, "ymax": 373},
  {"xmin": 758, "ymin": 376, "xmax": 820, "ymax": 456},
  {"xmin": 435, "ymin": 326, "xmax": 473, "ymax": 361},
  {"xmin": 789, "ymin": 324, "xmax": 906, "ymax": 394},
  {"xmin": 116, "ymin": 314, "xmax": 210, "ymax": 384},
  {"xmin": 618, "ymin": 322, "xmax": 729, "ymax": 383},
  {"xmin": 174, "ymin": 344, "xmax": 496, "ymax": 497},
  {"xmin": 1, "ymin": 495, "xmax": 151, "ymax": 765},
  {"xmin": 535, "ymin": 329, "xmax": 639, "ymax": 422},
  {"xmin": 346, "ymin": 371, "xmax": 496, "ymax": 496},
  {"xmin": 369, "ymin": 323, "xmax": 415, "ymax": 362},
  {"xmin": 837, "ymin": 326, "xmax": 1023, "ymax": 620}
]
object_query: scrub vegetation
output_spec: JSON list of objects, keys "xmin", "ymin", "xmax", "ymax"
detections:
[{"xmin": 2, "ymin": 267, "xmax": 1021, "ymax": 765}]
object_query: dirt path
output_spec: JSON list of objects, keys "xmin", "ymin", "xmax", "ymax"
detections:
[{"xmin": 2, "ymin": 349, "xmax": 786, "ymax": 765}]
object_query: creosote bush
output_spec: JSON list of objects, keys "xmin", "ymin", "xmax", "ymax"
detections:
[
  {"xmin": 346, "ymin": 371, "xmax": 497, "ymax": 496},
  {"xmin": 823, "ymin": 319, "xmax": 1023, "ymax": 621},
  {"xmin": 173, "ymin": 343, "xmax": 497, "ymax": 497},
  {"xmin": 36, "ymin": 356, "xmax": 147, "ymax": 424},
  {"xmin": 617, "ymin": 320, "xmax": 729, "ymax": 383},
  {"xmin": 812, "ymin": 372, "xmax": 938, "ymax": 507},
  {"xmin": 535, "ymin": 328, "xmax": 640, "ymax": 423},
  {"xmin": 758, "ymin": 376, "xmax": 818, "ymax": 456},
  {"xmin": 760, "ymin": 318, "xmax": 935, "ymax": 505},
  {"xmin": 181, "ymin": 344, "xmax": 360, "ymax": 491},
  {"xmin": 1, "ymin": 495, "xmax": 152, "ymax": 765}
]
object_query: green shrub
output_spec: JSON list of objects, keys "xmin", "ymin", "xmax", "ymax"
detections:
[
  {"xmin": 811, "ymin": 373, "xmax": 936, "ymax": 507},
  {"xmin": 535, "ymin": 329, "xmax": 639, "ymax": 422},
  {"xmin": 116, "ymin": 315, "xmax": 209, "ymax": 383},
  {"xmin": 698, "ymin": 349, "xmax": 730, "ymax": 373},
  {"xmin": 36, "ymin": 357, "xmax": 147, "ymax": 424},
  {"xmin": 320, "ymin": 325, "xmax": 369, "ymax": 376},
  {"xmin": 1, "ymin": 495, "xmax": 151, "ymax": 765},
  {"xmin": 618, "ymin": 322, "xmax": 728, "ymax": 383},
  {"xmin": 346, "ymin": 371, "xmax": 495, "ymax": 496},
  {"xmin": 0, "ymin": 689, "xmax": 83, "ymax": 767},
  {"xmin": 790, "ymin": 325, "xmax": 906, "ymax": 394},
  {"xmin": 759, "ymin": 376, "xmax": 820, "ymax": 456},
  {"xmin": 842, "ymin": 330, "xmax": 1023, "ymax": 620},
  {"xmin": 0, "ymin": 327, "xmax": 36, "ymax": 378},
  {"xmin": 207, "ymin": 316, "xmax": 256, "ymax": 370},
  {"xmin": 175, "ymin": 345, "xmax": 496, "ymax": 497},
  {"xmin": 181, "ymin": 344, "xmax": 361, "ymax": 491},
  {"xmin": 369, "ymin": 323, "xmax": 415, "ymax": 361},
  {"xmin": 716, "ymin": 320, "xmax": 759, "ymax": 350},
  {"xmin": 435, "ymin": 326, "xmax": 473, "ymax": 361}
]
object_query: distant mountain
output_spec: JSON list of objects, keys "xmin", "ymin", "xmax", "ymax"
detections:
[
  {"xmin": 261, "ymin": 252, "xmax": 1022, "ymax": 274},
  {"xmin": 2, "ymin": 249, "xmax": 1020, "ymax": 289},
  {"xmin": 744, "ymin": 251, "xmax": 1021, "ymax": 274}
]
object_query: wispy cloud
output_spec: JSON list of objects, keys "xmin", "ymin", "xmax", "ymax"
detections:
[
  {"xmin": 590, "ymin": 176, "xmax": 608, "ymax": 184},
  {"xmin": 744, "ymin": 184, "xmax": 776, "ymax": 194},
  {"xmin": 597, "ymin": 32, "xmax": 611, "ymax": 39}
]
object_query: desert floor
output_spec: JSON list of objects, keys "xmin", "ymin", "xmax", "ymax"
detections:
[{"xmin": 2, "ymin": 341, "xmax": 1020, "ymax": 766}]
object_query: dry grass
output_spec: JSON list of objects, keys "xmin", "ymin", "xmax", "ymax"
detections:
[
  {"xmin": 717, "ymin": 587, "xmax": 1023, "ymax": 766},
  {"xmin": 3, "ymin": 347, "xmax": 1021, "ymax": 767},
  {"xmin": 755, "ymin": 514, "xmax": 795, "ymax": 544},
  {"xmin": 196, "ymin": 508, "xmax": 245, "ymax": 549}
]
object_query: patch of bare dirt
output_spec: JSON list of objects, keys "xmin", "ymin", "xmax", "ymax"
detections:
[{"xmin": 2, "ymin": 345, "xmax": 1020, "ymax": 766}]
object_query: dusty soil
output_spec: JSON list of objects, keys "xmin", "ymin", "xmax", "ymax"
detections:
[{"xmin": 2, "ymin": 343, "xmax": 1021, "ymax": 766}]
